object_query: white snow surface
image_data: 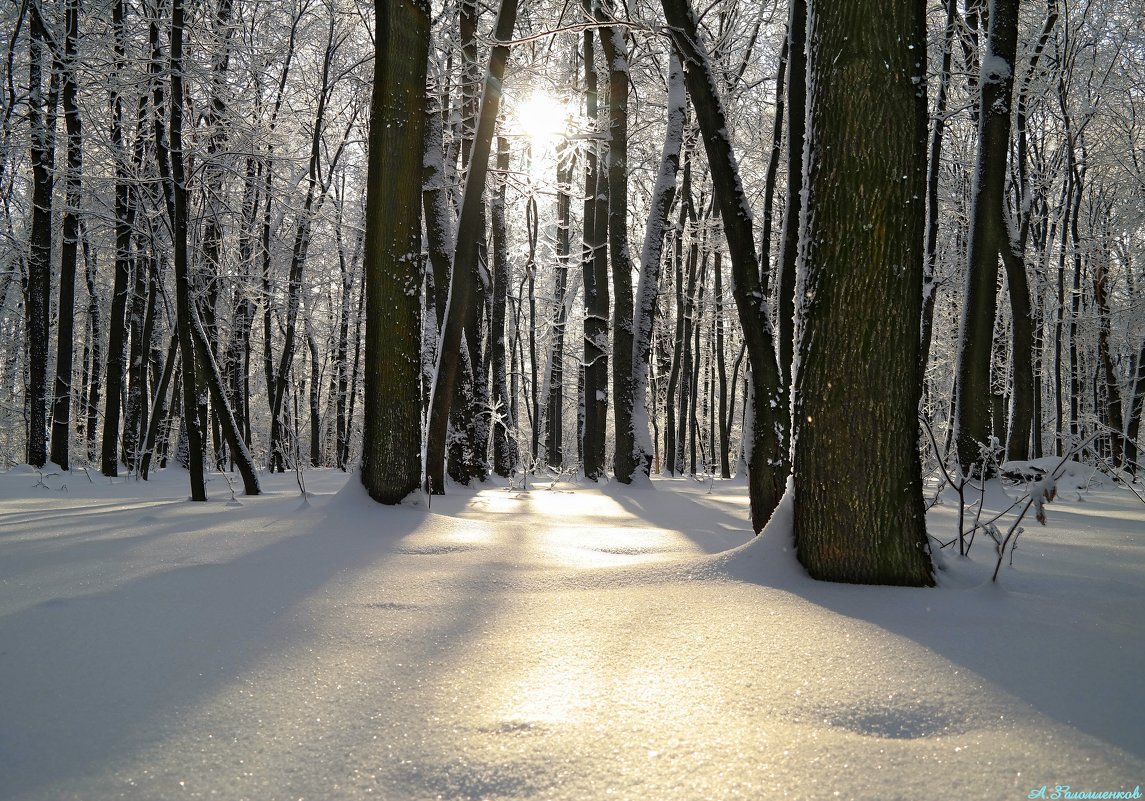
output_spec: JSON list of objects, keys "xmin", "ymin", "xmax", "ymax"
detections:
[{"xmin": 1, "ymin": 465, "xmax": 1142, "ymax": 800}]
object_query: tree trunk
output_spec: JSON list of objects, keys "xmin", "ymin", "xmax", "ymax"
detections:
[
  {"xmin": 1067, "ymin": 156, "xmax": 1085, "ymax": 445},
  {"xmin": 229, "ymin": 156, "xmax": 261, "ymax": 448},
  {"xmin": 775, "ymin": 0, "xmax": 806, "ymax": 393},
  {"xmin": 169, "ymin": 0, "xmax": 206, "ymax": 500},
  {"xmin": 50, "ymin": 0, "xmax": 82, "ymax": 471},
  {"xmin": 125, "ymin": 253, "xmax": 158, "ymax": 471},
  {"xmin": 26, "ymin": 9, "xmax": 57, "ymax": 469},
  {"xmin": 920, "ymin": 0, "xmax": 957, "ymax": 388},
  {"xmin": 305, "ymin": 312, "xmax": 322, "ymax": 467},
  {"xmin": 662, "ymin": 0, "xmax": 787, "ymax": 531},
  {"xmin": 1001, "ymin": 240, "xmax": 1036, "ymax": 461},
  {"xmin": 757, "ymin": 32, "xmax": 787, "ymax": 298},
  {"xmin": 546, "ymin": 132, "xmax": 575, "ymax": 468},
  {"xmin": 1126, "ymin": 339, "xmax": 1145, "ymax": 475},
  {"xmin": 527, "ymin": 197, "xmax": 540, "ymax": 462},
  {"xmin": 82, "ymin": 230, "xmax": 102, "ymax": 462},
  {"xmin": 1093, "ymin": 249, "xmax": 1124, "ymax": 465},
  {"xmin": 344, "ymin": 266, "xmax": 366, "ymax": 470},
  {"xmin": 199, "ymin": 0, "xmax": 238, "ymax": 469},
  {"xmin": 793, "ymin": 0, "xmax": 934, "ymax": 586},
  {"xmin": 423, "ymin": 88, "xmax": 454, "ymax": 331},
  {"xmin": 688, "ymin": 244, "xmax": 707, "ymax": 477},
  {"xmin": 491, "ymin": 135, "xmax": 517, "ymax": 477},
  {"xmin": 954, "ymin": 0, "xmax": 1021, "ymax": 474},
  {"xmin": 714, "ymin": 250, "xmax": 730, "ymax": 479},
  {"xmin": 189, "ymin": 313, "xmax": 261, "ymax": 494},
  {"xmin": 1003, "ymin": 3, "xmax": 1058, "ymax": 462},
  {"xmin": 664, "ymin": 212, "xmax": 685, "ymax": 476},
  {"xmin": 677, "ymin": 205, "xmax": 698, "ymax": 476},
  {"xmin": 359, "ymin": 0, "xmax": 430, "ymax": 503},
  {"xmin": 425, "ymin": 0, "xmax": 518, "ymax": 494},
  {"xmin": 580, "ymin": 23, "xmax": 610, "ymax": 481},
  {"xmin": 598, "ymin": 16, "xmax": 637, "ymax": 483},
  {"xmin": 633, "ymin": 50, "xmax": 685, "ymax": 478},
  {"xmin": 140, "ymin": 333, "xmax": 178, "ymax": 481},
  {"xmin": 102, "ymin": 0, "xmax": 139, "ymax": 477}
]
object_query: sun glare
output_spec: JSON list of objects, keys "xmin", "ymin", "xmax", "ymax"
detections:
[{"xmin": 513, "ymin": 90, "xmax": 570, "ymax": 145}]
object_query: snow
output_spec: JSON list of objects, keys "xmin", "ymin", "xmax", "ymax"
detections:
[
  {"xmin": 1, "ymin": 466, "xmax": 1143, "ymax": 800},
  {"xmin": 981, "ymin": 53, "xmax": 1014, "ymax": 84}
]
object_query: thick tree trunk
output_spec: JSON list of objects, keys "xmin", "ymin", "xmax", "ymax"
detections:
[
  {"xmin": 359, "ymin": 0, "xmax": 430, "ymax": 503},
  {"xmin": 793, "ymin": 0, "xmax": 934, "ymax": 586},
  {"xmin": 444, "ymin": 0, "xmax": 492, "ymax": 485}
]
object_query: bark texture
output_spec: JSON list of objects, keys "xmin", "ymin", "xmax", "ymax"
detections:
[
  {"xmin": 361, "ymin": 0, "xmax": 430, "ymax": 504},
  {"xmin": 793, "ymin": 0, "xmax": 934, "ymax": 586}
]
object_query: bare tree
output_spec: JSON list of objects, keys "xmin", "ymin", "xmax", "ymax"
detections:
[
  {"xmin": 662, "ymin": 0, "xmax": 787, "ymax": 531},
  {"xmin": 426, "ymin": 0, "xmax": 519, "ymax": 494}
]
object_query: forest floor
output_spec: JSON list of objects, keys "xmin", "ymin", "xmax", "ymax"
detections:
[{"xmin": 1, "ymin": 461, "xmax": 1143, "ymax": 801}]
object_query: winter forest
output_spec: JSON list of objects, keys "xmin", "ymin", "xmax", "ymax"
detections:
[
  {"xmin": 3, "ymin": 0, "xmax": 1145, "ymax": 796},
  {"xmin": 7, "ymin": 0, "xmax": 1145, "ymax": 583}
]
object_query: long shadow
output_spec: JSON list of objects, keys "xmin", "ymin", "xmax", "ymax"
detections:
[
  {"xmin": 0, "ymin": 489, "xmax": 518, "ymax": 799},
  {"xmin": 599, "ymin": 478, "xmax": 756, "ymax": 554},
  {"xmin": 0, "ymin": 500, "xmax": 239, "ymax": 585},
  {"xmin": 716, "ymin": 489, "xmax": 1145, "ymax": 763}
]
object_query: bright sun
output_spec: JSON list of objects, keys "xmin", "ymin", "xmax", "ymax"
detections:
[{"xmin": 513, "ymin": 90, "xmax": 569, "ymax": 145}]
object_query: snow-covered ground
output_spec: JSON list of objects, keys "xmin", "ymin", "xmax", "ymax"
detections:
[{"xmin": 1, "ymin": 463, "xmax": 1142, "ymax": 800}]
